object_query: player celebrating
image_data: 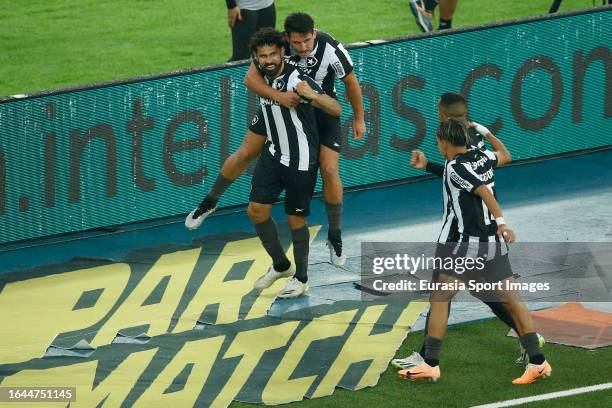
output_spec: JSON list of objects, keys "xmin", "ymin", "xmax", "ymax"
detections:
[
  {"xmin": 186, "ymin": 12, "xmax": 365, "ymax": 268},
  {"xmin": 243, "ymin": 28, "xmax": 341, "ymax": 298},
  {"xmin": 398, "ymin": 119, "xmax": 551, "ymax": 384},
  {"xmin": 393, "ymin": 92, "xmax": 543, "ymax": 369}
]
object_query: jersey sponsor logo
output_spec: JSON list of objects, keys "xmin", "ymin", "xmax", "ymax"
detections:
[
  {"xmin": 260, "ymin": 97, "xmax": 280, "ymax": 107},
  {"xmin": 332, "ymin": 61, "xmax": 345, "ymax": 77},
  {"xmin": 295, "ymin": 208, "xmax": 305, "ymax": 213},
  {"xmin": 470, "ymin": 155, "xmax": 488, "ymax": 170},
  {"xmin": 251, "ymin": 114, "xmax": 260, "ymax": 126},
  {"xmin": 449, "ymin": 170, "xmax": 473, "ymax": 190}
]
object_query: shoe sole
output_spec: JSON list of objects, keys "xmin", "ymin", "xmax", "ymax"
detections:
[
  {"xmin": 398, "ymin": 372, "xmax": 439, "ymax": 382},
  {"xmin": 513, "ymin": 372, "xmax": 551, "ymax": 385}
]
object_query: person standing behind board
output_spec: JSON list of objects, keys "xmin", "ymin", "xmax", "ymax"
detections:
[{"xmin": 226, "ymin": 0, "xmax": 276, "ymax": 61}]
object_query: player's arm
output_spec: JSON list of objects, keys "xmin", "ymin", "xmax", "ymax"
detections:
[
  {"xmin": 244, "ymin": 63, "xmax": 300, "ymax": 108},
  {"xmin": 411, "ymin": 150, "xmax": 444, "ymax": 177},
  {"xmin": 473, "ymin": 185, "xmax": 516, "ymax": 243},
  {"xmin": 341, "ymin": 72, "xmax": 366, "ymax": 140},
  {"xmin": 471, "ymin": 122, "xmax": 512, "ymax": 166},
  {"xmin": 296, "ymin": 78, "xmax": 341, "ymax": 117}
]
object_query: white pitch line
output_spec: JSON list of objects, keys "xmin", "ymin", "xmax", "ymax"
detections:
[{"xmin": 470, "ymin": 382, "xmax": 612, "ymax": 408}]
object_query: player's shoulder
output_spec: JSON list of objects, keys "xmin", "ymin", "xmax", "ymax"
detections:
[
  {"xmin": 316, "ymin": 30, "xmax": 341, "ymax": 47},
  {"xmin": 454, "ymin": 149, "xmax": 482, "ymax": 166}
]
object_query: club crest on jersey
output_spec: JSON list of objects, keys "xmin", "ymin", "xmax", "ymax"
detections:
[
  {"xmin": 273, "ymin": 79, "xmax": 285, "ymax": 90},
  {"xmin": 306, "ymin": 56, "xmax": 318, "ymax": 67}
]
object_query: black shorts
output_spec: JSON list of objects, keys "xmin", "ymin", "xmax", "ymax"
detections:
[
  {"xmin": 433, "ymin": 242, "xmax": 513, "ymax": 284},
  {"xmin": 315, "ymin": 109, "xmax": 342, "ymax": 153},
  {"xmin": 249, "ymin": 152, "xmax": 318, "ymax": 216}
]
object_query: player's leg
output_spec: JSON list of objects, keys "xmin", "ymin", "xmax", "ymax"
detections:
[
  {"xmin": 494, "ymin": 282, "xmax": 552, "ymax": 384},
  {"xmin": 483, "ymin": 254, "xmax": 551, "ymax": 384},
  {"xmin": 249, "ymin": 156, "xmax": 294, "ymax": 289},
  {"xmin": 277, "ymin": 167, "xmax": 318, "ymax": 298},
  {"xmin": 229, "ymin": 8, "xmax": 257, "ymax": 61},
  {"xmin": 317, "ymin": 111, "xmax": 346, "ymax": 266},
  {"xmin": 186, "ymin": 130, "xmax": 266, "ymax": 230},
  {"xmin": 254, "ymin": 2, "xmax": 276, "ymax": 32},
  {"xmin": 399, "ymin": 272, "xmax": 460, "ymax": 381},
  {"xmin": 438, "ymin": 0, "xmax": 458, "ymax": 30},
  {"xmin": 393, "ymin": 268, "xmax": 451, "ymax": 370}
]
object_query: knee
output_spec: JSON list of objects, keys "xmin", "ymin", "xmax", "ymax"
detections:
[
  {"xmin": 247, "ymin": 204, "xmax": 265, "ymax": 223},
  {"xmin": 319, "ymin": 159, "xmax": 339, "ymax": 182},
  {"xmin": 288, "ymin": 215, "xmax": 306, "ymax": 230}
]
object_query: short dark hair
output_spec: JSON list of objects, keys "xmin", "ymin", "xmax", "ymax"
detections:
[
  {"xmin": 439, "ymin": 92, "xmax": 467, "ymax": 108},
  {"xmin": 284, "ymin": 12, "xmax": 315, "ymax": 35},
  {"xmin": 249, "ymin": 28, "xmax": 285, "ymax": 55},
  {"xmin": 439, "ymin": 92, "xmax": 468, "ymax": 119},
  {"xmin": 437, "ymin": 118, "xmax": 468, "ymax": 147}
]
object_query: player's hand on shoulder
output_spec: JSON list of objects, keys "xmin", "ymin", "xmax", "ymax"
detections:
[
  {"xmin": 410, "ymin": 150, "xmax": 428, "ymax": 170},
  {"xmin": 497, "ymin": 224, "xmax": 516, "ymax": 244},
  {"xmin": 276, "ymin": 92, "xmax": 300, "ymax": 108},
  {"xmin": 470, "ymin": 121, "xmax": 490, "ymax": 137}
]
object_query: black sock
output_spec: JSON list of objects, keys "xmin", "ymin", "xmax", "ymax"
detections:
[
  {"xmin": 198, "ymin": 195, "xmax": 218, "ymax": 212},
  {"xmin": 208, "ymin": 174, "xmax": 233, "ymax": 201},
  {"xmin": 519, "ymin": 332, "xmax": 545, "ymax": 364},
  {"xmin": 421, "ymin": 302, "xmax": 451, "ymax": 356},
  {"xmin": 439, "ymin": 18, "xmax": 452, "ymax": 30},
  {"xmin": 529, "ymin": 354, "xmax": 545, "ymax": 365},
  {"xmin": 328, "ymin": 228, "xmax": 341, "ymax": 242},
  {"xmin": 325, "ymin": 202, "xmax": 343, "ymax": 234},
  {"xmin": 291, "ymin": 226, "xmax": 310, "ymax": 283},
  {"xmin": 254, "ymin": 218, "xmax": 289, "ymax": 268},
  {"xmin": 422, "ymin": 336, "xmax": 442, "ymax": 367}
]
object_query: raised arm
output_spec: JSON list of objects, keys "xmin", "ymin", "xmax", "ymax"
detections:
[
  {"xmin": 471, "ymin": 122, "xmax": 512, "ymax": 166},
  {"xmin": 244, "ymin": 63, "xmax": 300, "ymax": 108},
  {"xmin": 341, "ymin": 72, "xmax": 366, "ymax": 140}
]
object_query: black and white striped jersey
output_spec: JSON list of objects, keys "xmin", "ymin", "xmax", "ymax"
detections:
[
  {"xmin": 438, "ymin": 148, "xmax": 506, "ymax": 255},
  {"xmin": 249, "ymin": 63, "xmax": 322, "ymax": 171},
  {"xmin": 285, "ymin": 30, "xmax": 353, "ymax": 98}
]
